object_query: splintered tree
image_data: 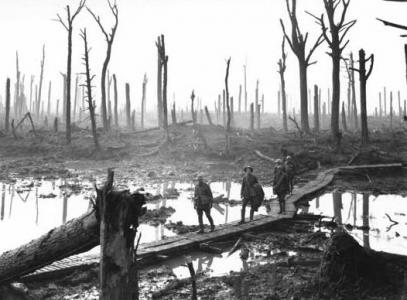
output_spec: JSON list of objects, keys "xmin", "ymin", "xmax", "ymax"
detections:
[
  {"xmin": 56, "ymin": 0, "xmax": 86, "ymax": 143},
  {"xmin": 280, "ymin": 0, "xmax": 324, "ymax": 133},
  {"xmin": 352, "ymin": 49, "xmax": 374, "ymax": 145},
  {"xmin": 278, "ymin": 37, "xmax": 288, "ymax": 132},
  {"xmin": 310, "ymin": 0, "xmax": 356, "ymax": 144},
  {"xmin": 113, "ymin": 74, "xmax": 118, "ymax": 127},
  {"xmin": 225, "ymin": 58, "xmax": 232, "ymax": 155},
  {"xmin": 156, "ymin": 35, "xmax": 169, "ymax": 130},
  {"xmin": 87, "ymin": 0, "xmax": 118, "ymax": 131},
  {"xmin": 141, "ymin": 74, "xmax": 147, "ymax": 129},
  {"xmin": 37, "ymin": 45, "xmax": 45, "ymax": 117},
  {"xmin": 80, "ymin": 29, "xmax": 99, "ymax": 149}
]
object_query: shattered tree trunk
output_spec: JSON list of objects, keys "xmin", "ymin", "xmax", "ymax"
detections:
[
  {"xmin": 81, "ymin": 29, "xmax": 99, "ymax": 149},
  {"xmin": 250, "ymin": 103, "xmax": 254, "ymax": 131},
  {"xmin": 204, "ymin": 106, "xmax": 213, "ymax": 126},
  {"xmin": 5, "ymin": 79, "xmax": 10, "ymax": 132},
  {"xmin": 141, "ymin": 74, "xmax": 147, "ymax": 129},
  {"xmin": 156, "ymin": 36, "xmax": 163, "ymax": 128},
  {"xmin": 314, "ymin": 84, "xmax": 319, "ymax": 133},
  {"xmin": 278, "ymin": 37, "xmax": 288, "ymax": 132},
  {"xmin": 341, "ymin": 102, "xmax": 347, "ymax": 132},
  {"xmin": 126, "ymin": 83, "xmax": 131, "ymax": 129},
  {"xmin": 225, "ymin": 58, "xmax": 231, "ymax": 155},
  {"xmin": 355, "ymin": 49, "xmax": 374, "ymax": 145},
  {"xmin": 113, "ymin": 74, "xmax": 118, "ymax": 127},
  {"xmin": 0, "ymin": 211, "xmax": 99, "ymax": 284}
]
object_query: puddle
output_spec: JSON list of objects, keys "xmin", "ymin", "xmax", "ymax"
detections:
[
  {"xmin": 298, "ymin": 192, "xmax": 407, "ymax": 256},
  {"xmin": 0, "ymin": 178, "xmax": 275, "ymax": 254}
]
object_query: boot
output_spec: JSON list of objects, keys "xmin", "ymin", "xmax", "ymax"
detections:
[
  {"xmin": 278, "ymin": 201, "xmax": 283, "ymax": 214},
  {"xmin": 249, "ymin": 209, "xmax": 254, "ymax": 221},
  {"xmin": 239, "ymin": 206, "xmax": 246, "ymax": 224},
  {"xmin": 197, "ymin": 224, "xmax": 204, "ymax": 234}
]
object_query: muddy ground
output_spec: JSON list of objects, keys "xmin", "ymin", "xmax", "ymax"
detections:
[{"xmin": 1, "ymin": 122, "xmax": 407, "ymax": 299}]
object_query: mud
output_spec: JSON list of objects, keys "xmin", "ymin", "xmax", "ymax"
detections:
[{"xmin": 1, "ymin": 125, "xmax": 407, "ymax": 299}]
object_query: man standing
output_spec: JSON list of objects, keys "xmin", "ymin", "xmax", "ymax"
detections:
[
  {"xmin": 194, "ymin": 175, "xmax": 215, "ymax": 234},
  {"xmin": 240, "ymin": 166, "xmax": 258, "ymax": 224},
  {"xmin": 273, "ymin": 160, "xmax": 290, "ymax": 214},
  {"xmin": 284, "ymin": 156, "xmax": 296, "ymax": 194}
]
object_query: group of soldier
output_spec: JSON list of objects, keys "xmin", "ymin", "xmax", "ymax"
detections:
[{"xmin": 193, "ymin": 155, "xmax": 295, "ymax": 234}]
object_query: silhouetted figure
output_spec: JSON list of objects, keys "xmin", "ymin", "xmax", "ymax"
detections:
[
  {"xmin": 240, "ymin": 166, "xmax": 258, "ymax": 223},
  {"xmin": 284, "ymin": 155, "xmax": 296, "ymax": 194},
  {"xmin": 273, "ymin": 160, "xmax": 290, "ymax": 214},
  {"xmin": 194, "ymin": 175, "xmax": 215, "ymax": 234}
]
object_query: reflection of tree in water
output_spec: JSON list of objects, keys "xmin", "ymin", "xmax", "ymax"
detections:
[
  {"xmin": 362, "ymin": 193, "xmax": 370, "ymax": 249},
  {"xmin": 1, "ymin": 184, "xmax": 5, "ymax": 221},
  {"xmin": 333, "ymin": 191, "xmax": 343, "ymax": 226}
]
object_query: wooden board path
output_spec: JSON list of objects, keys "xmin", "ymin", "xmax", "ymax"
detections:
[{"xmin": 23, "ymin": 163, "xmax": 403, "ymax": 279}]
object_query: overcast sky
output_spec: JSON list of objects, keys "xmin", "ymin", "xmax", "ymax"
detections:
[{"xmin": 1, "ymin": 0, "xmax": 407, "ymax": 114}]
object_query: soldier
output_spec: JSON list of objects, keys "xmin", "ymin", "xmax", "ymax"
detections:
[
  {"xmin": 240, "ymin": 166, "xmax": 258, "ymax": 224},
  {"xmin": 273, "ymin": 159, "xmax": 290, "ymax": 214},
  {"xmin": 284, "ymin": 156, "xmax": 296, "ymax": 194},
  {"xmin": 194, "ymin": 175, "xmax": 215, "ymax": 233}
]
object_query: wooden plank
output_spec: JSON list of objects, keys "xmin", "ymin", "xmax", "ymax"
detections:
[{"xmin": 23, "ymin": 163, "xmax": 402, "ymax": 278}]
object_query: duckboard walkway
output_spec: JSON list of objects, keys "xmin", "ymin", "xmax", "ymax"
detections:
[{"xmin": 23, "ymin": 163, "xmax": 402, "ymax": 279}]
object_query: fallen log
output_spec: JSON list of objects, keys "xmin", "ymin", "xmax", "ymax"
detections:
[
  {"xmin": 0, "ymin": 210, "xmax": 99, "ymax": 284},
  {"xmin": 254, "ymin": 150, "xmax": 276, "ymax": 163}
]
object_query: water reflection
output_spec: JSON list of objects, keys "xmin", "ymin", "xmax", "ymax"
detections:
[
  {"xmin": 0, "ymin": 178, "xmax": 275, "ymax": 254},
  {"xmin": 298, "ymin": 192, "xmax": 407, "ymax": 256}
]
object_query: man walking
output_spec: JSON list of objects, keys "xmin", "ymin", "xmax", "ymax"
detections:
[
  {"xmin": 240, "ymin": 166, "xmax": 259, "ymax": 224},
  {"xmin": 273, "ymin": 159, "xmax": 290, "ymax": 214},
  {"xmin": 194, "ymin": 175, "xmax": 215, "ymax": 233},
  {"xmin": 284, "ymin": 156, "xmax": 296, "ymax": 194}
]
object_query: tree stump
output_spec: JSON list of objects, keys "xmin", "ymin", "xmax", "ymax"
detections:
[{"xmin": 97, "ymin": 169, "xmax": 146, "ymax": 300}]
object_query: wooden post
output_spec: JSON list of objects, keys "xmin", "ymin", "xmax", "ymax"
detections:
[
  {"xmin": 5, "ymin": 79, "xmax": 10, "ymax": 132},
  {"xmin": 314, "ymin": 84, "xmax": 319, "ymax": 133},
  {"xmin": 98, "ymin": 169, "xmax": 146, "ymax": 300},
  {"xmin": 250, "ymin": 103, "xmax": 254, "ymax": 131},
  {"xmin": 125, "ymin": 83, "xmax": 131, "ymax": 129}
]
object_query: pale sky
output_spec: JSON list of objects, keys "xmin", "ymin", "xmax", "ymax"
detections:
[{"xmin": 0, "ymin": 0, "xmax": 407, "ymax": 114}]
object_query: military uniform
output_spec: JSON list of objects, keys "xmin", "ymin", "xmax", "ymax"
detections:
[
  {"xmin": 284, "ymin": 159, "xmax": 296, "ymax": 193},
  {"xmin": 194, "ymin": 182, "xmax": 215, "ymax": 233},
  {"xmin": 240, "ymin": 172, "xmax": 259, "ymax": 223},
  {"xmin": 273, "ymin": 165, "xmax": 290, "ymax": 214}
]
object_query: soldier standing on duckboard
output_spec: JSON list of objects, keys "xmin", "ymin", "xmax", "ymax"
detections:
[
  {"xmin": 194, "ymin": 175, "xmax": 215, "ymax": 234},
  {"xmin": 273, "ymin": 159, "xmax": 290, "ymax": 214},
  {"xmin": 240, "ymin": 166, "xmax": 259, "ymax": 224}
]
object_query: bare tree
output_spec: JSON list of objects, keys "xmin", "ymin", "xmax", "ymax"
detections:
[
  {"xmin": 87, "ymin": 0, "xmax": 118, "ymax": 131},
  {"xmin": 37, "ymin": 45, "xmax": 45, "ymax": 117},
  {"xmin": 352, "ymin": 49, "xmax": 374, "ymax": 145},
  {"xmin": 280, "ymin": 0, "xmax": 324, "ymax": 133},
  {"xmin": 80, "ymin": 29, "xmax": 99, "ymax": 149},
  {"xmin": 278, "ymin": 37, "xmax": 288, "ymax": 132},
  {"xmin": 156, "ymin": 34, "xmax": 169, "ymax": 130},
  {"xmin": 141, "ymin": 73, "xmax": 148, "ymax": 129},
  {"xmin": 56, "ymin": 0, "xmax": 86, "ymax": 143},
  {"xmin": 113, "ymin": 74, "xmax": 118, "ymax": 127},
  {"xmin": 309, "ymin": 0, "xmax": 356, "ymax": 144},
  {"xmin": 225, "ymin": 58, "xmax": 232, "ymax": 155}
]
